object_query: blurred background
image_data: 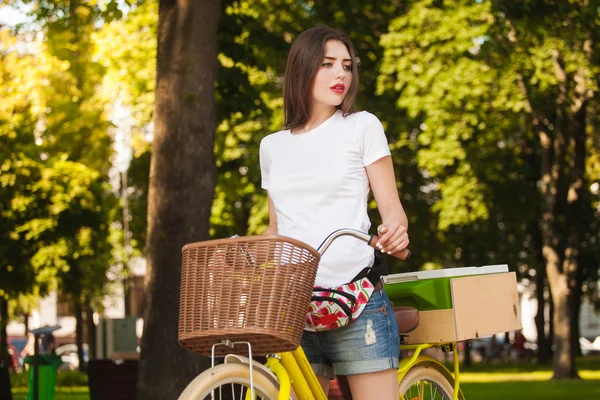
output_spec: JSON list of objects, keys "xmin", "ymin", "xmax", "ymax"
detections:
[{"xmin": 0, "ymin": 0, "xmax": 599, "ymax": 399}]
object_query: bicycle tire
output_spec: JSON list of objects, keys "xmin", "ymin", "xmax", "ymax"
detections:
[
  {"xmin": 178, "ymin": 363, "xmax": 280, "ymax": 400},
  {"xmin": 398, "ymin": 362, "xmax": 459, "ymax": 400}
]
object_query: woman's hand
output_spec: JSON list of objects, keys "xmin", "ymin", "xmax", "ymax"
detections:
[{"xmin": 375, "ymin": 221, "xmax": 409, "ymax": 255}]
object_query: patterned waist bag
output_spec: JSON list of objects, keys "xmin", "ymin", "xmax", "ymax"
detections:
[{"xmin": 304, "ymin": 264, "xmax": 383, "ymax": 332}]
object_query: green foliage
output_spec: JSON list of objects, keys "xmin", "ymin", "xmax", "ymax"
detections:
[
  {"xmin": 0, "ymin": 1, "xmax": 117, "ymax": 314},
  {"xmin": 9, "ymin": 370, "xmax": 28, "ymax": 389},
  {"xmin": 96, "ymin": 0, "xmax": 157, "ymax": 132},
  {"xmin": 125, "ymin": 149, "xmax": 150, "ymax": 252},
  {"xmin": 56, "ymin": 369, "xmax": 89, "ymax": 387},
  {"xmin": 1, "ymin": 29, "xmax": 51, "ymax": 296},
  {"xmin": 378, "ymin": 0, "xmax": 580, "ymax": 274},
  {"xmin": 1, "ymin": 150, "xmax": 109, "ymax": 297},
  {"xmin": 6, "ymin": 0, "xmax": 596, "ymax": 289},
  {"xmin": 94, "ymin": 1, "xmax": 157, "ymax": 253},
  {"xmin": 379, "ymin": 0, "xmax": 512, "ymax": 230}
]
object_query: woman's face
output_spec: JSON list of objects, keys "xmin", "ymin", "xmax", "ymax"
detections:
[{"xmin": 311, "ymin": 40, "xmax": 353, "ymax": 111}]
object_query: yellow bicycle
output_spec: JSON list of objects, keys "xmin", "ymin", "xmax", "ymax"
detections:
[{"xmin": 177, "ymin": 229, "xmax": 470, "ymax": 400}]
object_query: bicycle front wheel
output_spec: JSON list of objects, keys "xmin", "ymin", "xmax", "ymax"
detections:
[
  {"xmin": 178, "ymin": 363, "xmax": 280, "ymax": 400},
  {"xmin": 398, "ymin": 362, "xmax": 457, "ymax": 400}
]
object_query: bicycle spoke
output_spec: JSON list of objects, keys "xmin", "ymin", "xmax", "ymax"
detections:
[
  {"xmin": 205, "ymin": 382, "xmax": 264, "ymax": 400},
  {"xmin": 401, "ymin": 378, "xmax": 453, "ymax": 400}
]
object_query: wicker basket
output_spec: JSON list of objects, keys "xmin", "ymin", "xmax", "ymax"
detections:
[{"xmin": 178, "ymin": 235, "xmax": 320, "ymax": 356}]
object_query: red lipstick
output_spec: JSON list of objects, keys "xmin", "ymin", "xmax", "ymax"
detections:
[{"xmin": 330, "ymin": 83, "xmax": 345, "ymax": 94}]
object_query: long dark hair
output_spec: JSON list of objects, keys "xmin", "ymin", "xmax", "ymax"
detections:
[{"xmin": 283, "ymin": 25, "xmax": 359, "ymax": 130}]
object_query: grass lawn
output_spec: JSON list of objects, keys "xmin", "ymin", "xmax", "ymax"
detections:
[
  {"xmin": 461, "ymin": 380, "xmax": 600, "ymax": 399},
  {"xmin": 12, "ymin": 379, "xmax": 600, "ymax": 400},
  {"xmin": 11, "ymin": 387, "xmax": 89, "ymax": 400},
  {"xmin": 458, "ymin": 356, "xmax": 600, "ymax": 399},
  {"xmin": 9, "ymin": 356, "xmax": 600, "ymax": 399}
]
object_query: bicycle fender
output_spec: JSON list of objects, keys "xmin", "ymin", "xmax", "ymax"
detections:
[
  {"xmin": 224, "ymin": 354, "xmax": 280, "ymax": 389},
  {"xmin": 399, "ymin": 355, "xmax": 465, "ymax": 400}
]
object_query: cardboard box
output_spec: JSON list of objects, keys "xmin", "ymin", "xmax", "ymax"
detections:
[{"xmin": 384, "ymin": 266, "xmax": 521, "ymax": 344}]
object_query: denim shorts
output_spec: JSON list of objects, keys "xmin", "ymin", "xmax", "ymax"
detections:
[{"xmin": 301, "ymin": 288, "xmax": 400, "ymax": 378}]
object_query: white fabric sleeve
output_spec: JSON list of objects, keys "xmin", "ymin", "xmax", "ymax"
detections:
[
  {"xmin": 259, "ymin": 138, "xmax": 270, "ymax": 190},
  {"xmin": 358, "ymin": 112, "xmax": 391, "ymax": 166}
]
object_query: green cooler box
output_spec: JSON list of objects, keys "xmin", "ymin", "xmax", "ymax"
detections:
[{"xmin": 383, "ymin": 265, "xmax": 522, "ymax": 344}]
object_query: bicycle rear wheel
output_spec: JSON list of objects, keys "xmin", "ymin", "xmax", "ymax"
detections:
[
  {"xmin": 398, "ymin": 362, "xmax": 457, "ymax": 400},
  {"xmin": 178, "ymin": 363, "xmax": 279, "ymax": 400}
]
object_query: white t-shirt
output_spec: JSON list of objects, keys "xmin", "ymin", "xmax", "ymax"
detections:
[{"xmin": 259, "ymin": 110, "xmax": 391, "ymax": 287}]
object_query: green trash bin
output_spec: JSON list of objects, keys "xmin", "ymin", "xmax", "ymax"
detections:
[{"xmin": 23, "ymin": 354, "xmax": 63, "ymax": 400}]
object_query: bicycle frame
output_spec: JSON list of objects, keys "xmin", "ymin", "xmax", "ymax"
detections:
[
  {"xmin": 260, "ymin": 342, "xmax": 462, "ymax": 400},
  {"xmin": 266, "ymin": 347, "xmax": 327, "ymax": 400},
  {"xmin": 399, "ymin": 343, "xmax": 462, "ymax": 400}
]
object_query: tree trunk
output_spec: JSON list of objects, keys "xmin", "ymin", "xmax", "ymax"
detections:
[
  {"xmin": 547, "ymin": 291, "xmax": 554, "ymax": 358},
  {"xmin": 463, "ymin": 341, "xmax": 472, "ymax": 367},
  {"xmin": 535, "ymin": 273, "xmax": 552, "ymax": 364},
  {"xmin": 74, "ymin": 299, "xmax": 86, "ymax": 372},
  {"xmin": 538, "ymin": 121, "xmax": 572, "ymax": 376},
  {"xmin": 552, "ymin": 101, "xmax": 587, "ymax": 378},
  {"xmin": 570, "ymin": 277, "xmax": 582, "ymax": 357},
  {"xmin": 543, "ymin": 148, "xmax": 580, "ymax": 380},
  {"xmin": 549, "ymin": 277, "xmax": 578, "ymax": 379},
  {"xmin": 123, "ymin": 170, "xmax": 132, "ymax": 318},
  {"xmin": 536, "ymin": 68, "xmax": 583, "ymax": 377},
  {"xmin": 531, "ymin": 221, "xmax": 552, "ymax": 364},
  {"xmin": 23, "ymin": 313, "xmax": 29, "ymax": 336},
  {"xmin": 137, "ymin": 1, "xmax": 221, "ymax": 398},
  {"xmin": 0, "ymin": 296, "xmax": 12, "ymax": 400},
  {"xmin": 567, "ymin": 102, "xmax": 587, "ymax": 360},
  {"xmin": 0, "ymin": 296, "xmax": 8, "ymax": 358},
  {"xmin": 84, "ymin": 299, "xmax": 96, "ymax": 362},
  {"xmin": 541, "ymin": 66, "xmax": 587, "ymax": 378},
  {"xmin": 547, "ymin": 286, "xmax": 554, "ymax": 360}
]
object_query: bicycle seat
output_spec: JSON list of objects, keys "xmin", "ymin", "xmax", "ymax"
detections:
[{"xmin": 393, "ymin": 306, "xmax": 419, "ymax": 334}]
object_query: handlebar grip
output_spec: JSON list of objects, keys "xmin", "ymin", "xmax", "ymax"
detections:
[{"xmin": 368, "ymin": 235, "xmax": 411, "ymax": 261}]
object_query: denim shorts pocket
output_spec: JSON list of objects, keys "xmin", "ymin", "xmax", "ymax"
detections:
[
  {"xmin": 362, "ymin": 290, "xmax": 397, "ymax": 337},
  {"xmin": 362, "ymin": 305, "xmax": 387, "ymax": 315},
  {"xmin": 360, "ymin": 290, "xmax": 386, "ymax": 313}
]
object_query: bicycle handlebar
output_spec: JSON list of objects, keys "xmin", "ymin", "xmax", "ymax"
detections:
[{"xmin": 316, "ymin": 228, "xmax": 411, "ymax": 261}]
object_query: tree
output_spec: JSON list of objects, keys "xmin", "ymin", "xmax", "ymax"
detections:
[
  {"xmin": 2, "ymin": 0, "xmax": 120, "ymax": 372},
  {"xmin": 29, "ymin": 1, "xmax": 115, "ymax": 372},
  {"xmin": 492, "ymin": 0, "xmax": 599, "ymax": 378},
  {"xmin": 1, "ymin": 30, "xmax": 51, "ymax": 397},
  {"xmin": 137, "ymin": 0, "xmax": 221, "ymax": 398},
  {"xmin": 51, "ymin": 164, "xmax": 115, "ymax": 370},
  {"xmin": 379, "ymin": 0, "xmax": 600, "ymax": 378}
]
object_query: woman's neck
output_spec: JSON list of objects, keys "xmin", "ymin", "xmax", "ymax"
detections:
[{"xmin": 292, "ymin": 106, "xmax": 337, "ymax": 134}]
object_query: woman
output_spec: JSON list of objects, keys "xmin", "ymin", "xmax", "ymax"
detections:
[{"xmin": 259, "ymin": 25, "xmax": 409, "ymax": 399}]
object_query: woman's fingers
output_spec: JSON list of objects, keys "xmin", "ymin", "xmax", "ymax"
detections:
[
  {"xmin": 376, "ymin": 223, "xmax": 408, "ymax": 253},
  {"xmin": 375, "ymin": 224, "xmax": 393, "ymax": 249},
  {"xmin": 384, "ymin": 235, "xmax": 409, "ymax": 254},
  {"xmin": 381, "ymin": 232, "xmax": 408, "ymax": 254}
]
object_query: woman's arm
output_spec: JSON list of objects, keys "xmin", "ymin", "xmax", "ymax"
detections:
[
  {"xmin": 263, "ymin": 192, "xmax": 278, "ymax": 235},
  {"xmin": 366, "ymin": 156, "xmax": 409, "ymax": 255}
]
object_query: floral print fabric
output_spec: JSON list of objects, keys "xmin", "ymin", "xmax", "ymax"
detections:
[{"xmin": 305, "ymin": 277, "xmax": 375, "ymax": 331}]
